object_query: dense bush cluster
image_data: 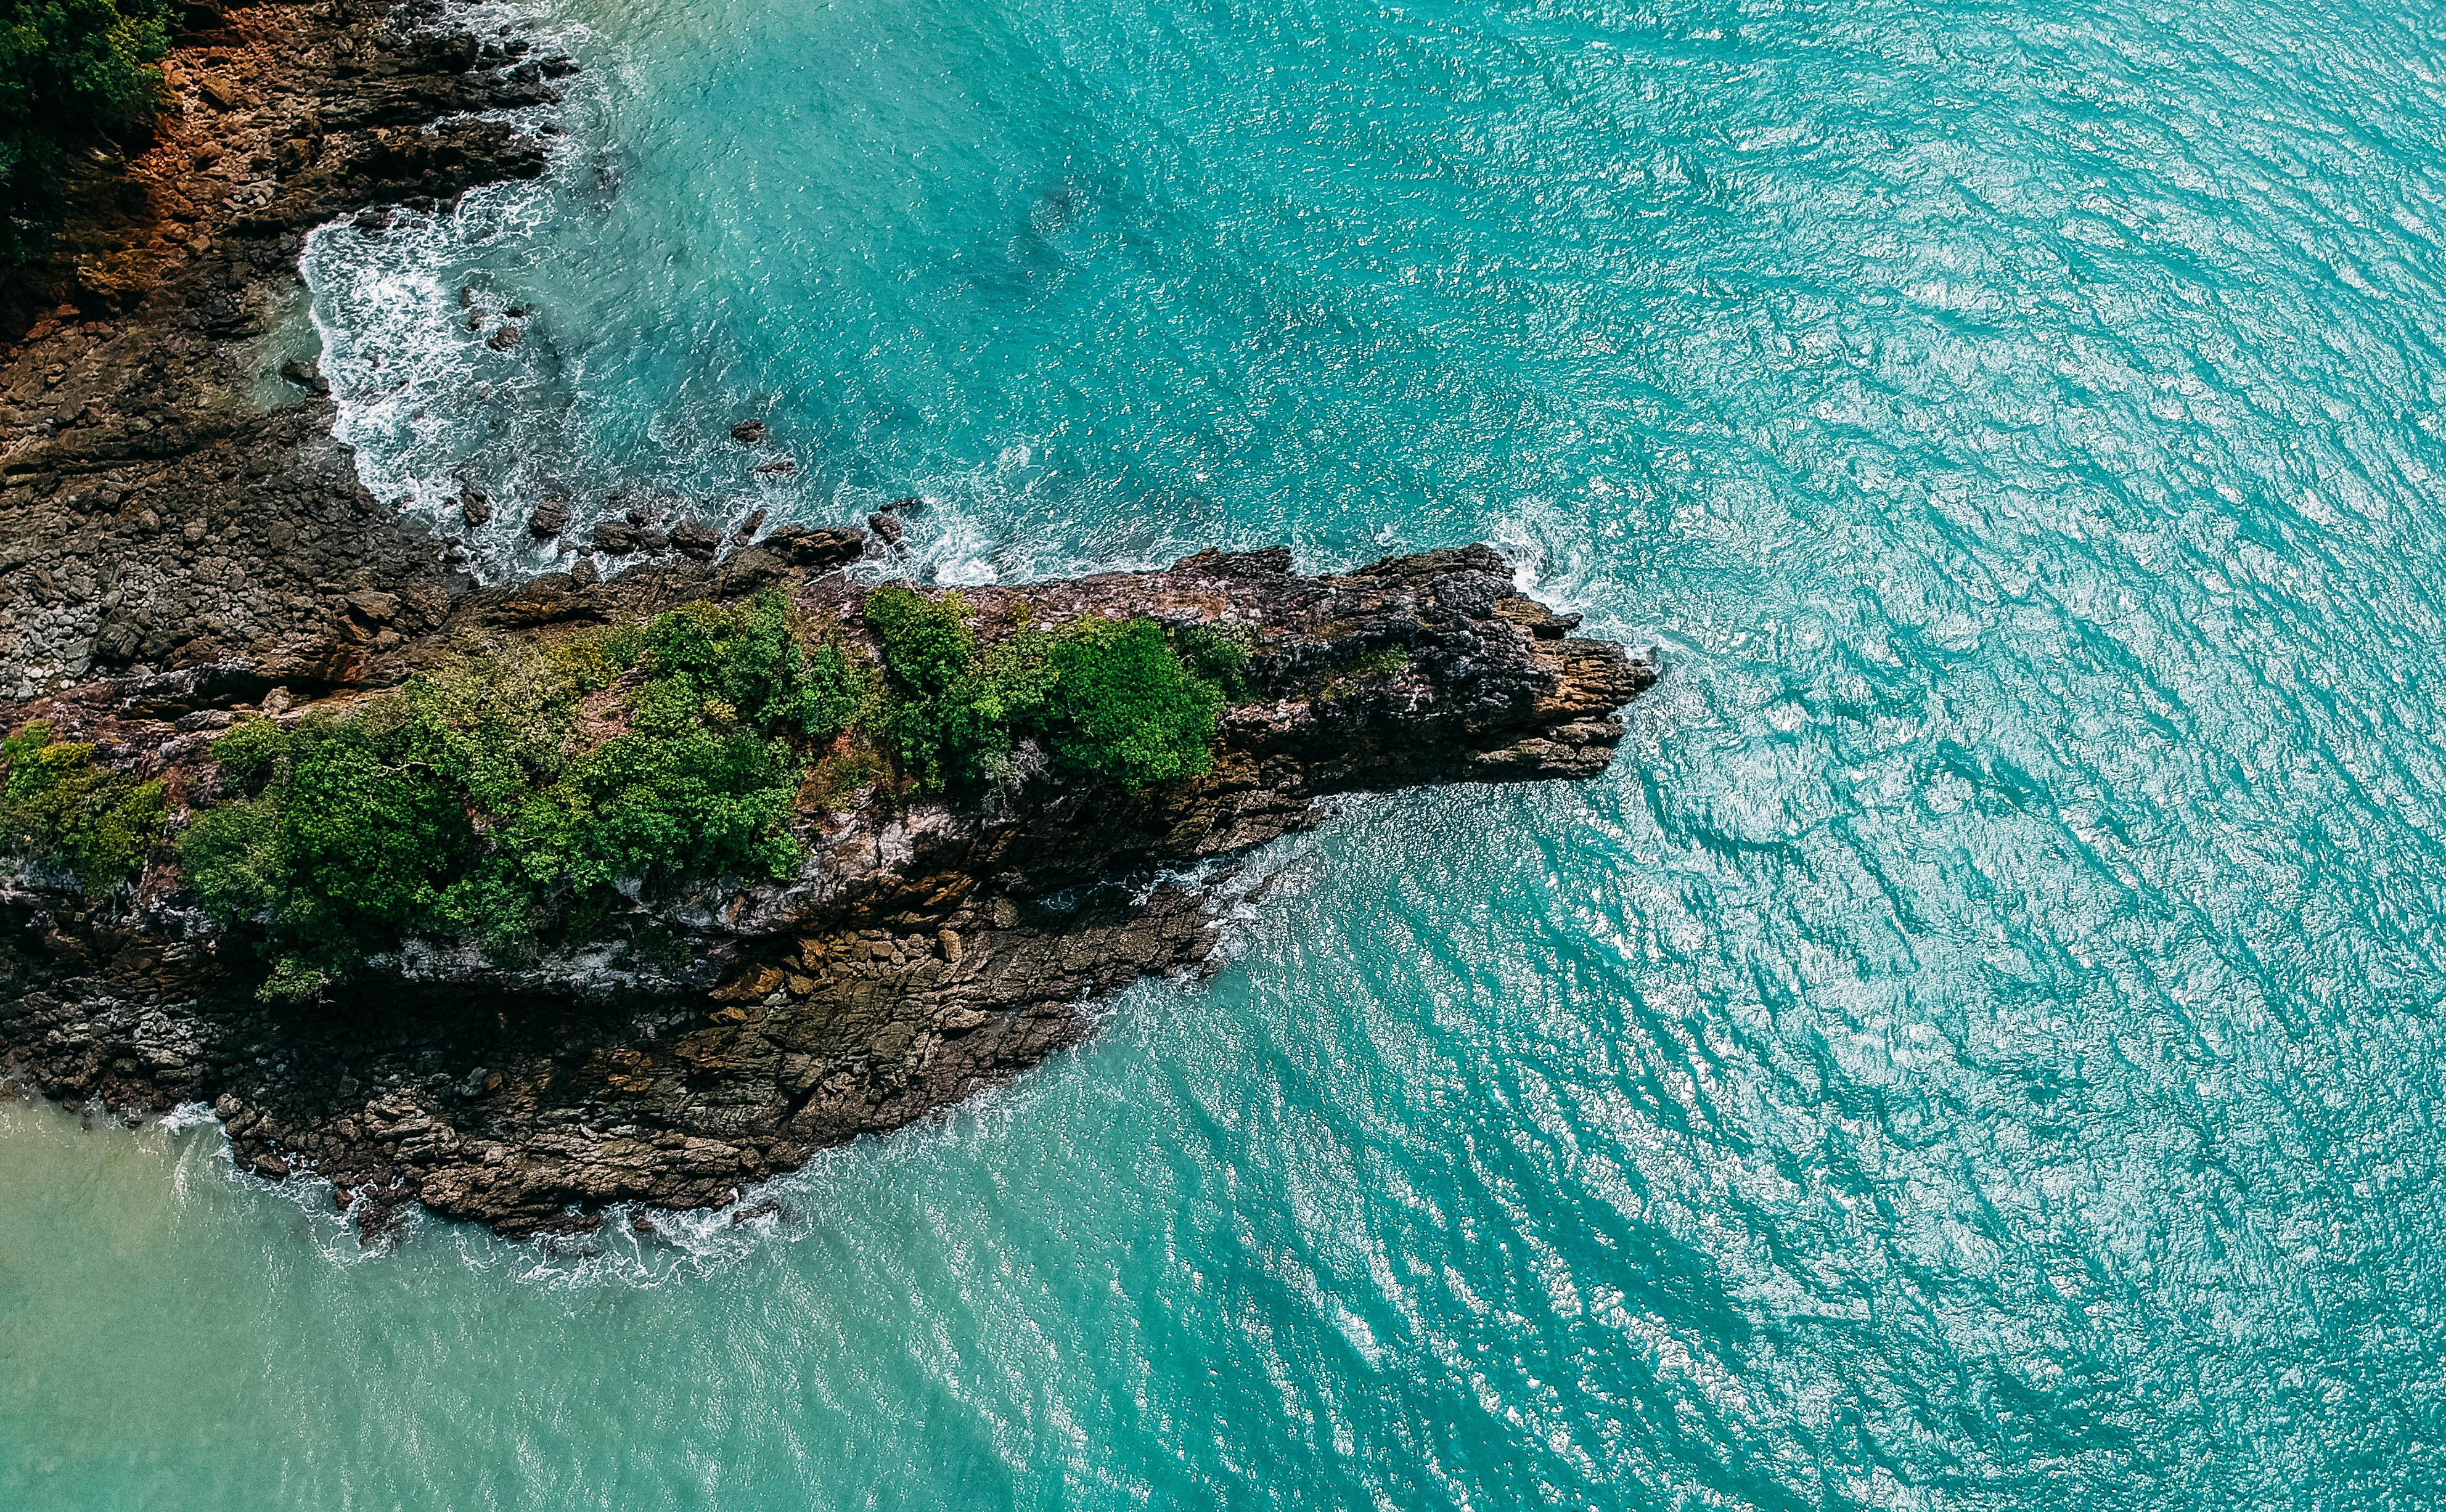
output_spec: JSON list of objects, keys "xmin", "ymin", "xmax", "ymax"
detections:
[
  {"xmin": 862, "ymin": 587, "xmax": 1226, "ymax": 791},
  {"xmin": 0, "ymin": 719, "xmax": 165, "ymax": 896},
  {"xmin": 179, "ymin": 592, "xmax": 862, "ymax": 1001},
  {"xmin": 0, "ymin": 0, "xmax": 176, "ymax": 260},
  {"xmin": 173, "ymin": 587, "xmax": 1234, "ymax": 1000}
]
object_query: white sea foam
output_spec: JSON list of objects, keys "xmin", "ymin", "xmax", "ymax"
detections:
[{"xmin": 301, "ymin": 0, "xmax": 608, "ymax": 583}]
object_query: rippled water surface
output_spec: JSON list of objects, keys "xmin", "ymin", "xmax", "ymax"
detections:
[{"xmin": 12, "ymin": 0, "xmax": 2446, "ymax": 1505}]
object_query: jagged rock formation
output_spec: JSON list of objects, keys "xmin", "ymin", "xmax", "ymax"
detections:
[{"xmin": 0, "ymin": 542, "xmax": 1654, "ymax": 1235}]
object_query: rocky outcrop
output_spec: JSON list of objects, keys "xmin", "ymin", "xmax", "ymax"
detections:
[
  {"xmin": 0, "ymin": 542, "xmax": 1655, "ymax": 1236},
  {"xmin": 0, "ymin": 0, "xmax": 1661, "ymax": 1241},
  {"xmin": 0, "ymin": 0, "xmax": 565, "ymax": 697}
]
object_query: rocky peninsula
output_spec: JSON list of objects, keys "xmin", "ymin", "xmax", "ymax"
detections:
[{"xmin": 0, "ymin": 0, "xmax": 1656, "ymax": 1238}]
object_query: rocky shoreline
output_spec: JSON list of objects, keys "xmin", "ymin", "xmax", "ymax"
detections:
[
  {"xmin": 0, "ymin": 1, "xmax": 1659, "ymax": 1240},
  {"xmin": 0, "ymin": 0, "xmax": 564, "ymax": 695}
]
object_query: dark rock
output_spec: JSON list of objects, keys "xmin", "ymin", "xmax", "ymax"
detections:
[
  {"xmin": 348, "ymin": 589, "xmax": 401, "ymax": 623},
  {"xmin": 668, "ymin": 519, "xmax": 722, "ymax": 559},
  {"xmin": 530, "ymin": 496, "xmax": 571, "ymax": 539},
  {"xmin": 761, "ymin": 525, "xmax": 865, "ymax": 568},
  {"xmin": 487, "ymin": 324, "xmax": 520, "ymax": 351},
  {"xmin": 92, "ymin": 621, "xmax": 141, "ymax": 664},
  {"xmin": 729, "ymin": 419, "xmax": 769, "ymax": 445},
  {"xmin": 867, "ymin": 511, "xmax": 904, "ymax": 547},
  {"xmin": 591, "ymin": 520, "xmax": 641, "ymax": 554},
  {"xmin": 734, "ymin": 509, "xmax": 767, "ymax": 542},
  {"xmin": 277, "ymin": 356, "xmax": 329, "ymax": 394},
  {"xmin": 460, "ymin": 488, "xmax": 493, "ymax": 526}
]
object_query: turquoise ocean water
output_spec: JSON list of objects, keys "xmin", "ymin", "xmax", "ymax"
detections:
[{"xmin": 9, "ymin": 0, "xmax": 2446, "ymax": 1504}]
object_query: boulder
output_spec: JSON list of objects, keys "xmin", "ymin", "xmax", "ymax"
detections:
[
  {"xmin": 668, "ymin": 519, "xmax": 722, "ymax": 560},
  {"xmin": 761, "ymin": 525, "xmax": 866, "ymax": 568}
]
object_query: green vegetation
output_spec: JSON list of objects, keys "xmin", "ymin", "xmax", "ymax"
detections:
[
  {"xmin": 179, "ymin": 591, "xmax": 862, "ymax": 1001},
  {"xmin": 1174, "ymin": 623, "xmax": 1255, "ymax": 703},
  {"xmin": 174, "ymin": 586, "xmax": 1241, "ymax": 1001},
  {"xmin": 0, "ymin": 719, "xmax": 165, "ymax": 896},
  {"xmin": 862, "ymin": 586, "xmax": 1225, "ymax": 792},
  {"xmin": 0, "ymin": 0, "xmax": 176, "ymax": 261},
  {"xmin": 1041, "ymin": 617, "xmax": 1222, "ymax": 788}
]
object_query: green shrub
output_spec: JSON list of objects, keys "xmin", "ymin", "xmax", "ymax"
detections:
[
  {"xmin": 171, "ymin": 584, "xmax": 1245, "ymax": 998},
  {"xmin": 0, "ymin": 0, "xmax": 176, "ymax": 261},
  {"xmin": 1041, "ymin": 618, "xmax": 1222, "ymax": 788},
  {"xmin": 1174, "ymin": 623, "xmax": 1255, "ymax": 702},
  {"xmin": 641, "ymin": 591, "xmax": 862, "ymax": 741},
  {"xmin": 0, "ymin": 719, "xmax": 165, "ymax": 896},
  {"xmin": 864, "ymin": 586, "xmax": 1053, "ymax": 789},
  {"xmin": 861, "ymin": 589, "xmax": 1227, "ymax": 792},
  {"xmin": 178, "ymin": 592, "xmax": 851, "ymax": 999}
]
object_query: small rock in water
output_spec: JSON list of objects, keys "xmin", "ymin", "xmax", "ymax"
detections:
[
  {"xmin": 570, "ymin": 555, "xmax": 599, "ymax": 586},
  {"xmin": 591, "ymin": 519, "xmax": 641, "ymax": 554},
  {"xmin": 631, "ymin": 1214, "xmax": 656, "ymax": 1235},
  {"xmin": 459, "ymin": 286, "xmax": 475, "ymax": 307},
  {"xmin": 729, "ymin": 419, "xmax": 769, "ymax": 444},
  {"xmin": 867, "ymin": 511, "xmax": 904, "ymax": 547},
  {"xmin": 729, "ymin": 1198, "xmax": 783, "ymax": 1226},
  {"xmin": 488, "ymin": 324, "xmax": 521, "ymax": 351},
  {"xmin": 734, "ymin": 508, "xmax": 767, "ymax": 542},
  {"xmin": 530, "ymin": 496, "xmax": 571, "ymax": 538},
  {"xmin": 883, "ymin": 495, "xmax": 925, "ymax": 514},
  {"xmin": 460, "ymin": 488, "xmax": 492, "ymax": 526},
  {"xmin": 277, "ymin": 355, "xmax": 327, "ymax": 393},
  {"xmin": 467, "ymin": 309, "xmax": 484, "ymax": 330}
]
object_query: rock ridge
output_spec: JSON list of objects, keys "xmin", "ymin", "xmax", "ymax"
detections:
[{"xmin": 2, "ymin": 543, "xmax": 1656, "ymax": 1236}]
